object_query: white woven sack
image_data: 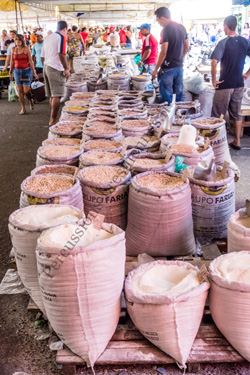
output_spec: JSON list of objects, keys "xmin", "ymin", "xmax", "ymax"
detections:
[
  {"xmin": 125, "ymin": 260, "xmax": 209, "ymax": 367},
  {"xmin": 227, "ymin": 208, "xmax": 250, "ymax": 252},
  {"xmin": 8, "ymin": 205, "xmax": 83, "ymax": 314},
  {"xmin": 125, "ymin": 171, "xmax": 196, "ymax": 256},
  {"xmin": 189, "ymin": 167, "xmax": 235, "ymax": 239},
  {"xmin": 36, "ymin": 222, "xmax": 126, "ymax": 367},
  {"xmin": 209, "ymin": 251, "xmax": 250, "ymax": 362}
]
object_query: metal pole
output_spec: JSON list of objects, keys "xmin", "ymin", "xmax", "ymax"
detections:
[
  {"xmin": 15, "ymin": 0, "xmax": 19, "ymax": 32},
  {"xmin": 18, "ymin": 2, "xmax": 24, "ymax": 34}
]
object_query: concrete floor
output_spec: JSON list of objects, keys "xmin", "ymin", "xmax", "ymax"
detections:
[{"xmin": 0, "ymin": 90, "xmax": 250, "ymax": 375}]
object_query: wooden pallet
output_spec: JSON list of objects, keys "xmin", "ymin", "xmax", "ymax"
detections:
[{"xmin": 56, "ymin": 316, "xmax": 246, "ymax": 375}]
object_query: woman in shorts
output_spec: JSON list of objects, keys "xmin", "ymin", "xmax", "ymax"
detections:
[{"xmin": 9, "ymin": 34, "xmax": 38, "ymax": 115}]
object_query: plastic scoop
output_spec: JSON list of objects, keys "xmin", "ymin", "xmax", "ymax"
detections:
[{"xmin": 193, "ymin": 157, "xmax": 216, "ymax": 181}]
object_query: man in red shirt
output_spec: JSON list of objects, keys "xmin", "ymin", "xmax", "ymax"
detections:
[
  {"xmin": 119, "ymin": 26, "xmax": 126, "ymax": 45},
  {"xmin": 137, "ymin": 23, "xmax": 158, "ymax": 75},
  {"xmin": 80, "ymin": 27, "xmax": 88, "ymax": 45}
]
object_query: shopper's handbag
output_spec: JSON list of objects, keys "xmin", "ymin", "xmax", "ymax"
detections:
[{"xmin": 20, "ymin": 74, "xmax": 30, "ymax": 83}]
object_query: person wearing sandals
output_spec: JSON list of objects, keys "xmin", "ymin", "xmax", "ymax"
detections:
[{"xmin": 9, "ymin": 34, "xmax": 38, "ymax": 115}]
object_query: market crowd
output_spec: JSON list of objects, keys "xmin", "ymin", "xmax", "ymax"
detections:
[{"xmin": 1, "ymin": 7, "xmax": 250, "ymax": 148}]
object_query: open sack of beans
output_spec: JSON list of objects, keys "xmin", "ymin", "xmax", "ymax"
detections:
[
  {"xmin": 79, "ymin": 151, "xmax": 124, "ymax": 168},
  {"xmin": 83, "ymin": 139, "xmax": 123, "ymax": 153},
  {"xmin": 8, "ymin": 205, "xmax": 83, "ymax": 314},
  {"xmin": 209, "ymin": 252, "xmax": 250, "ymax": 362},
  {"xmin": 189, "ymin": 166, "xmax": 235, "ymax": 240},
  {"xmin": 20, "ymin": 174, "xmax": 83, "ymax": 210},
  {"xmin": 124, "ymin": 135, "xmax": 160, "ymax": 153},
  {"xmin": 83, "ymin": 125, "xmax": 122, "ymax": 142},
  {"xmin": 125, "ymin": 260, "xmax": 209, "ymax": 368},
  {"xmin": 121, "ymin": 119, "xmax": 152, "ymax": 137},
  {"xmin": 31, "ymin": 164, "xmax": 78, "ymax": 177},
  {"xmin": 78, "ymin": 166, "xmax": 131, "ymax": 230},
  {"xmin": 228, "ymin": 207, "xmax": 250, "ymax": 252},
  {"xmin": 42, "ymin": 138, "xmax": 81, "ymax": 147},
  {"xmin": 48, "ymin": 123, "xmax": 83, "ymax": 139},
  {"xmin": 125, "ymin": 171, "xmax": 196, "ymax": 256},
  {"xmin": 191, "ymin": 117, "xmax": 239, "ymax": 174},
  {"xmin": 36, "ymin": 145, "xmax": 83, "ymax": 167},
  {"xmin": 124, "ymin": 152, "xmax": 175, "ymax": 176},
  {"xmin": 36, "ymin": 218, "xmax": 126, "ymax": 368}
]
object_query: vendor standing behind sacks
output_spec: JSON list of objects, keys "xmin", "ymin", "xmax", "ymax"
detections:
[
  {"xmin": 152, "ymin": 7, "xmax": 189, "ymax": 105},
  {"xmin": 41, "ymin": 20, "xmax": 70, "ymax": 126},
  {"xmin": 211, "ymin": 15, "xmax": 250, "ymax": 150},
  {"xmin": 137, "ymin": 23, "xmax": 158, "ymax": 75}
]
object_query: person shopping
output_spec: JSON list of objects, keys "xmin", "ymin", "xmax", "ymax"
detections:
[
  {"xmin": 9, "ymin": 34, "xmax": 38, "ymax": 115},
  {"xmin": 67, "ymin": 26, "xmax": 84, "ymax": 72},
  {"xmin": 137, "ymin": 24, "xmax": 158, "ymax": 75}
]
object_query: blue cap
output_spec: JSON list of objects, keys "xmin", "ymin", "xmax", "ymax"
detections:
[{"xmin": 137, "ymin": 23, "xmax": 151, "ymax": 31}]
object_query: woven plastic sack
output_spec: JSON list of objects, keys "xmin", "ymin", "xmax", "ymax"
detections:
[
  {"xmin": 160, "ymin": 134, "xmax": 204, "ymax": 152},
  {"xmin": 209, "ymin": 251, "xmax": 250, "ymax": 362},
  {"xmin": 8, "ymin": 205, "xmax": 83, "ymax": 314},
  {"xmin": 78, "ymin": 166, "xmax": 131, "ymax": 230},
  {"xmin": 84, "ymin": 140, "xmax": 123, "ymax": 153},
  {"xmin": 36, "ymin": 222, "xmax": 126, "ymax": 367},
  {"xmin": 169, "ymin": 145, "xmax": 214, "ymax": 167},
  {"xmin": 20, "ymin": 174, "xmax": 83, "ymax": 211},
  {"xmin": 83, "ymin": 126, "xmax": 123, "ymax": 142},
  {"xmin": 48, "ymin": 123, "xmax": 83, "ymax": 140},
  {"xmin": 124, "ymin": 152, "xmax": 175, "ymax": 176},
  {"xmin": 125, "ymin": 260, "xmax": 209, "ymax": 367},
  {"xmin": 191, "ymin": 118, "xmax": 238, "ymax": 173},
  {"xmin": 31, "ymin": 164, "xmax": 78, "ymax": 177},
  {"xmin": 189, "ymin": 167, "xmax": 235, "ymax": 240},
  {"xmin": 228, "ymin": 208, "xmax": 250, "ymax": 252},
  {"xmin": 79, "ymin": 151, "xmax": 124, "ymax": 169},
  {"xmin": 36, "ymin": 146, "xmax": 83, "ymax": 167},
  {"xmin": 125, "ymin": 171, "xmax": 196, "ymax": 256}
]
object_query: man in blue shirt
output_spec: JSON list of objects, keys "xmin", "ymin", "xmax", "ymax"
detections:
[
  {"xmin": 32, "ymin": 31, "xmax": 44, "ymax": 74},
  {"xmin": 211, "ymin": 15, "xmax": 250, "ymax": 150}
]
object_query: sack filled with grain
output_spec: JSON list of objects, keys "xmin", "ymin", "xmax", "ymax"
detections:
[
  {"xmin": 20, "ymin": 174, "xmax": 83, "ymax": 210},
  {"xmin": 8, "ymin": 205, "xmax": 83, "ymax": 314},
  {"xmin": 121, "ymin": 120, "xmax": 152, "ymax": 137},
  {"xmin": 48, "ymin": 123, "xmax": 83, "ymax": 139},
  {"xmin": 36, "ymin": 221, "xmax": 125, "ymax": 367},
  {"xmin": 191, "ymin": 117, "xmax": 239, "ymax": 174},
  {"xmin": 160, "ymin": 133, "xmax": 204, "ymax": 153},
  {"xmin": 78, "ymin": 166, "xmax": 131, "ymax": 230},
  {"xmin": 42, "ymin": 138, "xmax": 81, "ymax": 147},
  {"xmin": 80, "ymin": 151, "xmax": 124, "ymax": 168},
  {"xmin": 209, "ymin": 251, "xmax": 250, "ymax": 362},
  {"xmin": 124, "ymin": 135, "xmax": 160, "ymax": 153},
  {"xmin": 36, "ymin": 145, "xmax": 83, "ymax": 167},
  {"xmin": 169, "ymin": 144, "xmax": 214, "ymax": 167},
  {"xmin": 124, "ymin": 152, "xmax": 175, "ymax": 176},
  {"xmin": 83, "ymin": 139, "xmax": 123, "ymax": 153},
  {"xmin": 189, "ymin": 167, "xmax": 235, "ymax": 240},
  {"xmin": 126, "ymin": 171, "xmax": 196, "ymax": 256},
  {"xmin": 125, "ymin": 260, "xmax": 209, "ymax": 367},
  {"xmin": 228, "ymin": 208, "xmax": 250, "ymax": 252},
  {"xmin": 83, "ymin": 124, "xmax": 122, "ymax": 142},
  {"xmin": 31, "ymin": 164, "xmax": 78, "ymax": 177}
]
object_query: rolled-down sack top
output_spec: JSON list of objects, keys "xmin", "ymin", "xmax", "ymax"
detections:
[
  {"xmin": 125, "ymin": 260, "xmax": 209, "ymax": 367},
  {"xmin": 8, "ymin": 204, "xmax": 83, "ymax": 314},
  {"xmin": 209, "ymin": 251, "xmax": 250, "ymax": 362},
  {"xmin": 227, "ymin": 208, "xmax": 250, "ymax": 253},
  {"xmin": 36, "ymin": 222, "xmax": 126, "ymax": 367},
  {"xmin": 124, "ymin": 152, "xmax": 175, "ymax": 176},
  {"xmin": 31, "ymin": 164, "xmax": 78, "ymax": 177},
  {"xmin": 125, "ymin": 171, "xmax": 196, "ymax": 256},
  {"xmin": 36, "ymin": 145, "xmax": 83, "ymax": 167},
  {"xmin": 20, "ymin": 174, "xmax": 83, "ymax": 211}
]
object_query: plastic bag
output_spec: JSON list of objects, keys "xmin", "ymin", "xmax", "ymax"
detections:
[
  {"xmin": 184, "ymin": 73, "xmax": 206, "ymax": 95},
  {"xmin": 8, "ymin": 82, "xmax": 19, "ymax": 102},
  {"xmin": 133, "ymin": 53, "xmax": 143, "ymax": 72},
  {"xmin": 31, "ymin": 80, "xmax": 44, "ymax": 89}
]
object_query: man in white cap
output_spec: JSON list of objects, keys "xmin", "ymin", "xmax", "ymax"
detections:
[
  {"xmin": 32, "ymin": 31, "xmax": 44, "ymax": 74},
  {"xmin": 137, "ymin": 23, "xmax": 158, "ymax": 75}
]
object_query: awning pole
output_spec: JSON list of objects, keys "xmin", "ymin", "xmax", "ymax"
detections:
[
  {"xmin": 15, "ymin": 0, "xmax": 19, "ymax": 32},
  {"xmin": 18, "ymin": 2, "xmax": 24, "ymax": 34}
]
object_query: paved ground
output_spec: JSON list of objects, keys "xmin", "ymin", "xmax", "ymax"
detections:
[{"xmin": 0, "ymin": 90, "xmax": 250, "ymax": 375}]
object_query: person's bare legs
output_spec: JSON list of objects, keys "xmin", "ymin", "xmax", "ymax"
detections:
[
  {"xmin": 17, "ymin": 85, "xmax": 25, "ymax": 114},
  {"xmin": 49, "ymin": 97, "xmax": 61, "ymax": 126},
  {"xmin": 23, "ymin": 86, "xmax": 34, "ymax": 110},
  {"xmin": 69, "ymin": 57, "xmax": 73, "ymax": 72},
  {"xmin": 233, "ymin": 120, "xmax": 242, "ymax": 147}
]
